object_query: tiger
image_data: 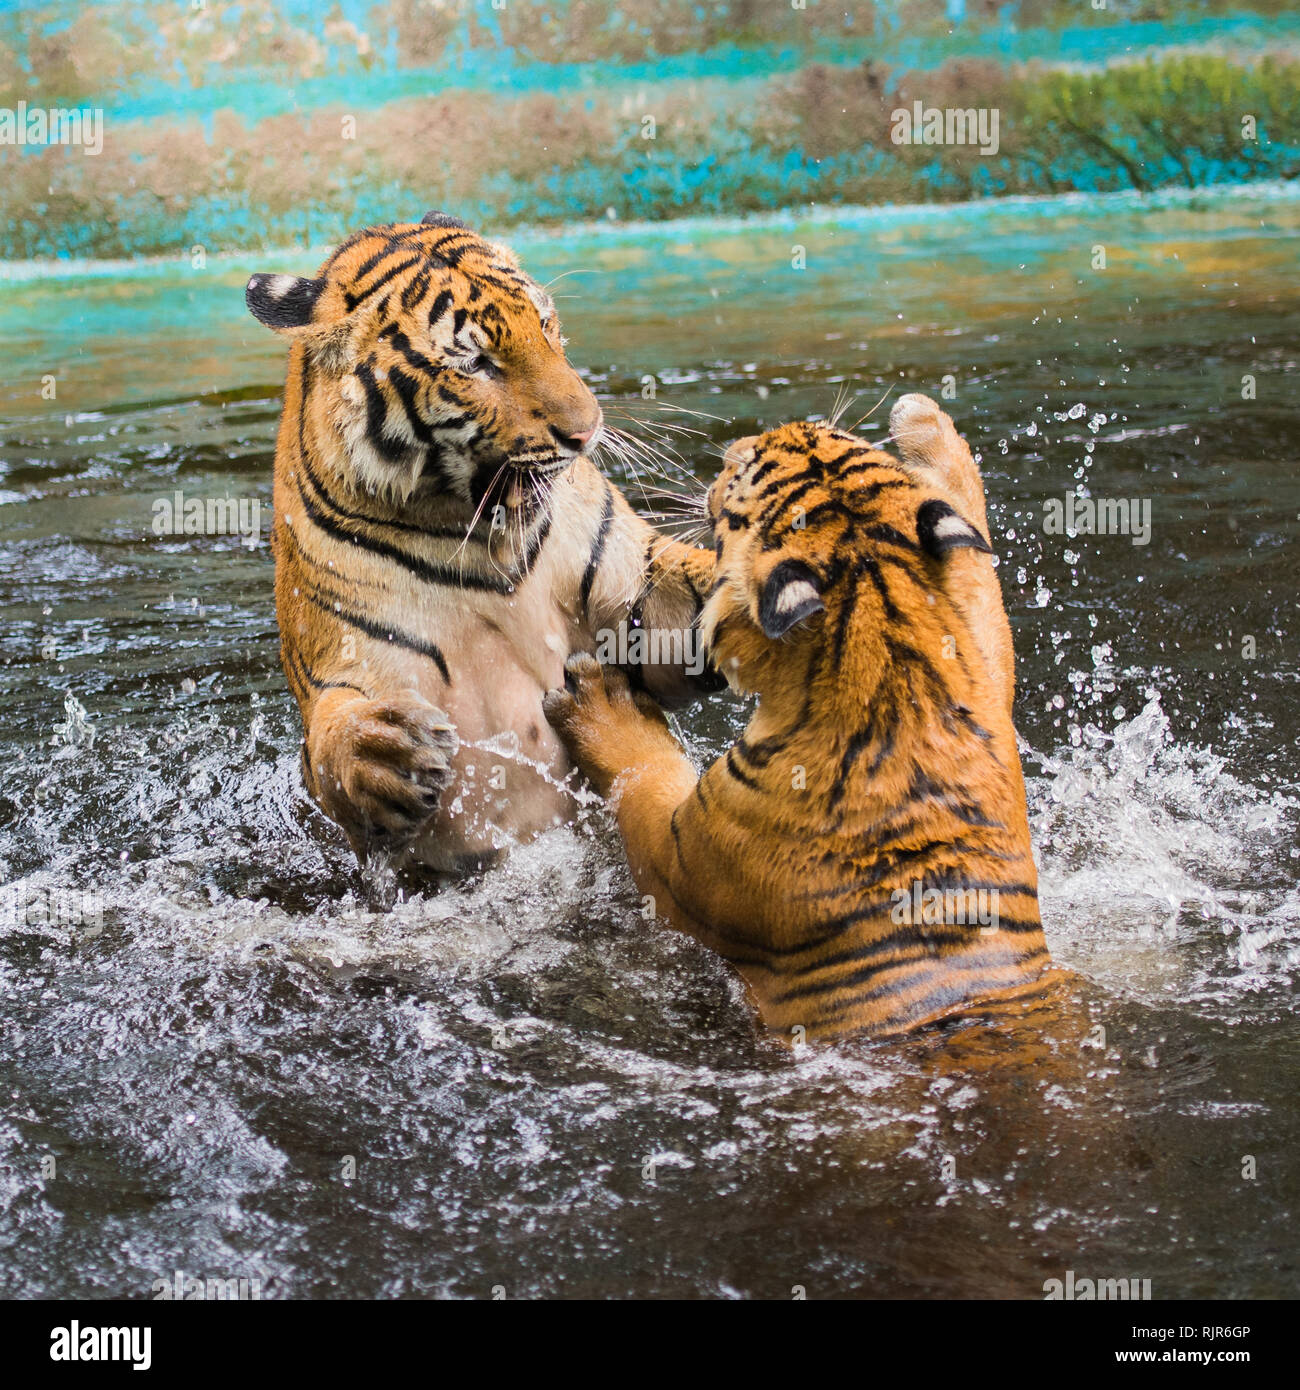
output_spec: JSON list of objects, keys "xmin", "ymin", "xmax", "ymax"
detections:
[
  {"xmin": 244, "ymin": 211, "xmax": 714, "ymax": 874},
  {"xmin": 544, "ymin": 393, "xmax": 1064, "ymax": 1041}
]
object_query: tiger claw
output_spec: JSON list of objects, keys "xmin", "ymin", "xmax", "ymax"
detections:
[
  {"xmin": 310, "ymin": 692, "xmax": 459, "ymax": 856},
  {"xmin": 561, "ymin": 650, "xmax": 603, "ymax": 694}
]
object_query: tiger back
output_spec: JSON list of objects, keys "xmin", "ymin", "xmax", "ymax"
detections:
[{"xmin": 545, "ymin": 394, "xmax": 1062, "ymax": 1040}]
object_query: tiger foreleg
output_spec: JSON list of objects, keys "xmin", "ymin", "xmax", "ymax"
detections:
[
  {"xmin": 542, "ymin": 653, "xmax": 681, "ymax": 797},
  {"xmin": 583, "ymin": 478, "xmax": 719, "ymax": 705},
  {"xmin": 634, "ymin": 535, "xmax": 722, "ymax": 701},
  {"xmin": 303, "ymin": 685, "xmax": 459, "ymax": 859},
  {"xmin": 543, "ymin": 653, "xmax": 705, "ymax": 925}
]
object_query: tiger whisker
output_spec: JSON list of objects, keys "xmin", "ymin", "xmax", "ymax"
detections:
[
  {"xmin": 540, "ymin": 268, "xmax": 595, "ymax": 293},
  {"xmin": 599, "ymin": 453, "xmax": 698, "ymax": 515},
  {"xmin": 828, "ymin": 381, "xmax": 858, "ymax": 429},
  {"xmin": 601, "ymin": 424, "xmax": 701, "ymax": 489},
  {"xmin": 598, "ymin": 424, "xmax": 694, "ymax": 483},
  {"xmin": 454, "ymin": 459, "xmax": 510, "ymax": 567},
  {"xmin": 602, "ymin": 405, "xmax": 713, "ymax": 437},
  {"xmin": 615, "ymin": 398, "xmax": 735, "ymax": 426},
  {"xmin": 847, "ymin": 383, "xmax": 898, "ymax": 435}
]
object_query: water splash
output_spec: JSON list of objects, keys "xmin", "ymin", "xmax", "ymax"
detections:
[{"xmin": 1029, "ymin": 692, "xmax": 1299, "ymax": 1020}]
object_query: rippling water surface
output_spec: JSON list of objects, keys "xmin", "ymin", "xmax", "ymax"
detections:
[{"xmin": 1, "ymin": 187, "xmax": 1297, "ymax": 1298}]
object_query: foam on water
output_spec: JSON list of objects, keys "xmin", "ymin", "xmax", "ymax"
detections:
[
  {"xmin": 1028, "ymin": 692, "xmax": 1299, "ymax": 1022},
  {"xmin": 5, "ymin": 649, "xmax": 1293, "ymax": 1052},
  {"xmin": 0, "ymin": 656, "xmax": 1293, "ymax": 1296}
]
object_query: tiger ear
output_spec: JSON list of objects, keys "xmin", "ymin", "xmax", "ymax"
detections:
[
  {"xmin": 758, "ymin": 559, "xmax": 825, "ymax": 639},
  {"xmin": 916, "ymin": 499, "xmax": 992, "ymax": 557},
  {"xmin": 245, "ymin": 273, "xmax": 327, "ymax": 333},
  {"xmin": 421, "ymin": 210, "xmax": 469, "ymax": 229}
]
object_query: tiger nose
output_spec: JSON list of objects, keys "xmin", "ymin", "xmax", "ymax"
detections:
[{"xmin": 551, "ymin": 411, "xmax": 602, "ymax": 454}]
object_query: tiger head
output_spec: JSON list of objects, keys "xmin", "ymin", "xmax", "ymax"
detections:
[
  {"xmin": 699, "ymin": 416, "xmax": 999, "ymax": 715},
  {"xmin": 245, "ymin": 212, "xmax": 602, "ymax": 506}
]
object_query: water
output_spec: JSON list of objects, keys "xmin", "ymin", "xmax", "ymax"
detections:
[{"xmin": 1, "ymin": 186, "xmax": 1297, "ymax": 1299}]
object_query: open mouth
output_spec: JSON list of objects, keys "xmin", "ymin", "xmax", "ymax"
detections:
[{"xmin": 512, "ymin": 457, "xmax": 575, "ymax": 476}]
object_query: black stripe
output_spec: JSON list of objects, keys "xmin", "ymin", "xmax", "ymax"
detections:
[
  {"xmin": 303, "ymin": 585, "xmax": 451, "ymax": 684},
  {"xmin": 757, "ymin": 892, "xmax": 902, "ymax": 958},
  {"xmin": 748, "ymin": 456, "xmax": 785, "ymax": 488},
  {"xmin": 384, "ymin": 364, "xmax": 440, "ymax": 446},
  {"xmin": 877, "ymin": 800, "xmax": 1006, "ymax": 844},
  {"xmin": 294, "ymin": 467, "xmax": 517, "ymax": 595},
  {"xmin": 886, "ymin": 635, "xmax": 953, "ymax": 703},
  {"xmin": 764, "ymin": 879, "xmax": 1041, "ymax": 961},
  {"xmin": 343, "ymin": 237, "xmax": 410, "ymax": 285},
  {"xmin": 520, "ymin": 507, "xmax": 554, "ymax": 580},
  {"xmin": 864, "ymin": 522, "xmax": 922, "ymax": 553},
  {"xmin": 861, "ymin": 556, "xmax": 903, "ymax": 621},
  {"xmin": 344, "ymin": 255, "xmax": 420, "ymax": 312},
  {"xmin": 724, "ymin": 749, "xmax": 762, "ymax": 791},
  {"xmin": 839, "ymin": 460, "xmax": 908, "ymax": 481},
  {"xmin": 294, "ymin": 438, "xmax": 476, "ymax": 543},
  {"xmin": 918, "ymin": 870, "xmax": 1038, "ymax": 897},
  {"xmin": 427, "ymin": 288, "xmax": 454, "ymax": 326},
  {"xmin": 827, "ymin": 722, "xmax": 875, "ymax": 812},
  {"xmin": 735, "ymin": 734, "xmax": 785, "ymax": 769},
  {"xmin": 400, "ymin": 267, "xmax": 432, "ymax": 310},
  {"xmin": 284, "ymin": 645, "xmax": 368, "ymax": 699},
  {"xmin": 670, "ymin": 807, "xmax": 689, "ymax": 873},
  {"xmin": 827, "ymin": 582, "xmax": 858, "ymax": 673},
  {"xmin": 798, "ymin": 849, "xmax": 1027, "ymax": 902},
  {"xmin": 756, "ymin": 477, "xmax": 821, "ymax": 537},
  {"xmin": 427, "ymin": 232, "xmax": 476, "ymax": 267},
  {"xmin": 775, "ymin": 937, "xmax": 1048, "ymax": 1007},
  {"xmin": 384, "ymin": 327, "xmax": 451, "ymax": 383},
  {"xmin": 354, "ymin": 361, "xmax": 413, "ymax": 465},
  {"xmin": 808, "ymin": 954, "xmax": 1051, "ymax": 1029},
  {"xmin": 293, "ymin": 356, "xmax": 457, "ymax": 537},
  {"xmin": 580, "ymin": 484, "xmax": 616, "ymax": 618}
]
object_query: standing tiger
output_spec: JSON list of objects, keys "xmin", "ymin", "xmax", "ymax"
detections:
[
  {"xmin": 245, "ymin": 212, "xmax": 713, "ymax": 873},
  {"xmin": 545, "ymin": 394, "xmax": 1063, "ymax": 1040}
]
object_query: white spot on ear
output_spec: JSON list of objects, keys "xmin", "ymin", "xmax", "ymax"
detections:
[
  {"xmin": 268, "ymin": 274, "xmax": 299, "ymax": 301},
  {"xmin": 932, "ymin": 513, "xmax": 974, "ymax": 542},
  {"xmin": 775, "ymin": 579, "xmax": 819, "ymax": 614}
]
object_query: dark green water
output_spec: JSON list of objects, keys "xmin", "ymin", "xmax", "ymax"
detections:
[{"xmin": 1, "ymin": 186, "xmax": 1297, "ymax": 1298}]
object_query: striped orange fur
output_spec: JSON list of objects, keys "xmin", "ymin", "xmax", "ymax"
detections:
[
  {"xmin": 545, "ymin": 394, "xmax": 1062, "ymax": 1040},
  {"xmin": 246, "ymin": 214, "xmax": 713, "ymax": 872}
]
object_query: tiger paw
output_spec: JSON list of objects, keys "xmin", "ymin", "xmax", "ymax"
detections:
[
  {"xmin": 308, "ymin": 691, "xmax": 458, "ymax": 853},
  {"xmin": 543, "ymin": 653, "xmax": 668, "ymax": 797}
]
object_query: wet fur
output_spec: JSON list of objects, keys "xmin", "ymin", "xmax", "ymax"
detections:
[
  {"xmin": 248, "ymin": 217, "xmax": 713, "ymax": 871},
  {"xmin": 546, "ymin": 394, "xmax": 1062, "ymax": 1040}
]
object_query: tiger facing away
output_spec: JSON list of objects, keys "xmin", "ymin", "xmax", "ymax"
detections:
[
  {"xmin": 245, "ymin": 213, "xmax": 713, "ymax": 873},
  {"xmin": 545, "ymin": 394, "xmax": 1064, "ymax": 1041}
]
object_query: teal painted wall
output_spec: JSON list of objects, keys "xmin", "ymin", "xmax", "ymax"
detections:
[{"xmin": 1, "ymin": 2, "xmax": 1296, "ymax": 258}]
